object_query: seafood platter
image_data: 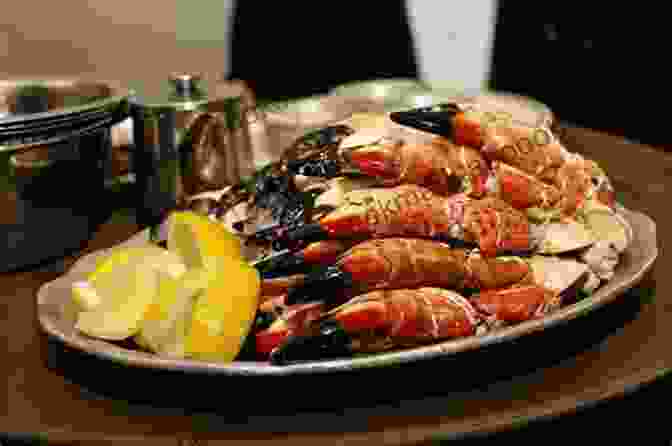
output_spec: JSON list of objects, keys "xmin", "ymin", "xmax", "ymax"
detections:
[{"xmin": 37, "ymin": 96, "xmax": 658, "ymax": 375}]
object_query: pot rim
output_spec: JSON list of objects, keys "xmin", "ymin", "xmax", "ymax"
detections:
[{"xmin": 0, "ymin": 76, "xmax": 130, "ymax": 126}]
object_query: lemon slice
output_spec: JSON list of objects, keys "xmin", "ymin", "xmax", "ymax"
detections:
[
  {"xmin": 75, "ymin": 264, "xmax": 160, "ymax": 340},
  {"xmin": 71, "ymin": 281, "xmax": 103, "ymax": 312},
  {"xmin": 167, "ymin": 211, "xmax": 243, "ymax": 270},
  {"xmin": 73, "ymin": 246, "xmax": 187, "ymax": 341},
  {"xmin": 137, "ymin": 268, "xmax": 210, "ymax": 357},
  {"xmin": 185, "ymin": 256, "xmax": 261, "ymax": 362},
  {"xmin": 88, "ymin": 245, "xmax": 187, "ymax": 284}
]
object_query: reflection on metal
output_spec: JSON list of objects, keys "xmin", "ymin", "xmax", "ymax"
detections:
[{"xmin": 130, "ymin": 74, "xmax": 258, "ymax": 227}]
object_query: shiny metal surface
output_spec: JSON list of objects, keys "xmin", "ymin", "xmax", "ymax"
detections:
[
  {"xmin": 0, "ymin": 77, "xmax": 129, "ymax": 126},
  {"xmin": 0, "ymin": 77, "xmax": 128, "ymax": 271},
  {"xmin": 130, "ymin": 75, "xmax": 259, "ymax": 228}
]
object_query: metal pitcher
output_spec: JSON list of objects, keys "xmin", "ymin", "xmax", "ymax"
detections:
[{"xmin": 129, "ymin": 73, "xmax": 264, "ymax": 228}]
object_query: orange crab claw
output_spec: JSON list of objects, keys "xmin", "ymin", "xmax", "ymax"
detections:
[
  {"xmin": 329, "ymin": 289, "xmax": 478, "ymax": 339},
  {"xmin": 338, "ymin": 246, "xmax": 391, "ymax": 285},
  {"xmin": 255, "ymin": 302, "xmax": 325, "ymax": 357},
  {"xmin": 348, "ymin": 144, "xmax": 400, "ymax": 180},
  {"xmin": 495, "ymin": 163, "xmax": 563, "ymax": 210},
  {"xmin": 471, "ymin": 169, "xmax": 489, "ymax": 198},
  {"xmin": 300, "ymin": 239, "xmax": 362, "ymax": 265},
  {"xmin": 331, "ymin": 299, "xmax": 389, "ymax": 333},
  {"xmin": 453, "ymin": 113, "xmax": 484, "ymax": 148},
  {"xmin": 472, "ymin": 205, "xmax": 531, "ymax": 257},
  {"xmin": 261, "ymin": 275, "xmax": 305, "ymax": 299},
  {"xmin": 319, "ymin": 208, "xmax": 371, "ymax": 238},
  {"xmin": 498, "ymin": 172, "xmax": 538, "ymax": 210},
  {"xmin": 470, "ymin": 285, "xmax": 553, "ymax": 322},
  {"xmin": 256, "ymin": 319, "xmax": 290, "ymax": 357}
]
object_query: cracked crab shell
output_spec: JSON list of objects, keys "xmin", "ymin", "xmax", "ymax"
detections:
[
  {"xmin": 528, "ymin": 256, "xmax": 589, "ymax": 293},
  {"xmin": 536, "ymin": 219, "xmax": 596, "ymax": 254},
  {"xmin": 338, "ymin": 128, "xmax": 391, "ymax": 150},
  {"xmin": 583, "ymin": 206, "xmax": 633, "ymax": 253}
]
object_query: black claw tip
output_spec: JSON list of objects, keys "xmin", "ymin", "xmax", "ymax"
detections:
[
  {"xmin": 269, "ymin": 320, "xmax": 352, "ymax": 366},
  {"xmin": 287, "ymin": 223, "xmax": 329, "ymax": 243},
  {"xmin": 389, "ymin": 104, "xmax": 460, "ymax": 138},
  {"xmin": 285, "ymin": 266, "xmax": 353, "ymax": 306},
  {"xmin": 273, "ymin": 223, "xmax": 329, "ymax": 252},
  {"xmin": 254, "ymin": 250, "xmax": 310, "ymax": 279}
]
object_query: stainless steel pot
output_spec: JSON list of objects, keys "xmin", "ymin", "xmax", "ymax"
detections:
[{"xmin": 0, "ymin": 78, "xmax": 130, "ymax": 272}]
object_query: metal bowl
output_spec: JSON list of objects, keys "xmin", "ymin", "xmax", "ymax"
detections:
[
  {"xmin": 329, "ymin": 78, "xmax": 428, "ymax": 111},
  {"xmin": 259, "ymin": 95, "xmax": 373, "ymax": 155},
  {"xmin": 0, "ymin": 78, "xmax": 130, "ymax": 272},
  {"xmin": 401, "ymin": 88, "xmax": 555, "ymax": 128}
]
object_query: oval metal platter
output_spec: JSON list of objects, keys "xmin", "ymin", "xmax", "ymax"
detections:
[{"xmin": 37, "ymin": 205, "xmax": 657, "ymax": 376}]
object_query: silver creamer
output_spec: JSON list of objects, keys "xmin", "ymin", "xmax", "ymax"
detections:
[{"xmin": 129, "ymin": 73, "xmax": 261, "ymax": 228}]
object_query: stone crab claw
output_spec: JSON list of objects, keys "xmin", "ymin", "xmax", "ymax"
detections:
[
  {"xmin": 252, "ymin": 239, "xmax": 366, "ymax": 278},
  {"xmin": 281, "ymin": 125, "xmax": 356, "ymax": 178},
  {"xmin": 269, "ymin": 288, "xmax": 479, "ymax": 365},
  {"xmin": 472, "ymin": 255, "xmax": 596, "ymax": 325},
  {"xmin": 271, "ymin": 185, "xmax": 533, "ymax": 257},
  {"xmin": 255, "ymin": 302, "xmax": 325, "ymax": 357},
  {"xmin": 346, "ymin": 136, "xmax": 489, "ymax": 197},
  {"xmin": 389, "ymin": 103, "xmax": 485, "ymax": 149},
  {"xmin": 470, "ymin": 285, "xmax": 556, "ymax": 323},
  {"xmin": 491, "ymin": 162, "xmax": 563, "ymax": 211},
  {"xmin": 285, "ymin": 238, "xmax": 535, "ymax": 306}
]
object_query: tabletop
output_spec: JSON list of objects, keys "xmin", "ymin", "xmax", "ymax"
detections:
[{"xmin": 1, "ymin": 125, "xmax": 670, "ymax": 445}]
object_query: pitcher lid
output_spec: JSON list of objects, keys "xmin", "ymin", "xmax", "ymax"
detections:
[{"xmin": 128, "ymin": 73, "xmax": 244, "ymax": 112}]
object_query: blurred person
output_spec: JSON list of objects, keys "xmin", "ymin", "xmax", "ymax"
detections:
[{"xmin": 225, "ymin": 1, "xmax": 420, "ymax": 103}]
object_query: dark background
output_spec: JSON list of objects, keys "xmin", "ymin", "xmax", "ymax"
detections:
[{"xmin": 489, "ymin": 3, "xmax": 668, "ymax": 150}]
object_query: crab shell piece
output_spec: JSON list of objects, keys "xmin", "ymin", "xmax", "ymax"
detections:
[
  {"xmin": 493, "ymin": 162, "xmax": 563, "ymax": 210},
  {"xmin": 471, "ymin": 285, "xmax": 556, "ymax": 323},
  {"xmin": 313, "ymin": 177, "xmax": 380, "ymax": 210},
  {"xmin": 534, "ymin": 219, "xmax": 596, "ymax": 255},
  {"xmin": 527, "ymin": 256, "xmax": 590, "ymax": 294},
  {"xmin": 338, "ymin": 128, "xmax": 394, "ymax": 151},
  {"xmin": 260, "ymin": 275, "xmax": 306, "ymax": 299},
  {"xmin": 283, "ymin": 125, "xmax": 355, "ymax": 162},
  {"xmin": 582, "ymin": 205, "xmax": 633, "ymax": 253},
  {"xmin": 255, "ymin": 302, "xmax": 324, "ymax": 356}
]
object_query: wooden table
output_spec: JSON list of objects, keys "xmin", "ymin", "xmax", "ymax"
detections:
[{"xmin": 1, "ymin": 126, "xmax": 670, "ymax": 445}]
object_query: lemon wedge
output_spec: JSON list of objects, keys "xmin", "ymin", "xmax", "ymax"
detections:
[
  {"xmin": 167, "ymin": 211, "xmax": 243, "ymax": 270},
  {"xmin": 185, "ymin": 255, "xmax": 261, "ymax": 362},
  {"xmin": 73, "ymin": 245, "xmax": 187, "ymax": 340},
  {"xmin": 75, "ymin": 264, "xmax": 160, "ymax": 340},
  {"xmin": 136, "ymin": 268, "xmax": 209, "ymax": 357},
  {"xmin": 71, "ymin": 280, "xmax": 103, "ymax": 312}
]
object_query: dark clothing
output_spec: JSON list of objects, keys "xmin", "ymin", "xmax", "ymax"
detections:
[
  {"xmin": 489, "ymin": 3, "xmax": 669, "ymax": 149},
  {"xmin": 227, "ymin": 2, "xmax": 419, "ymax": 103}
]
